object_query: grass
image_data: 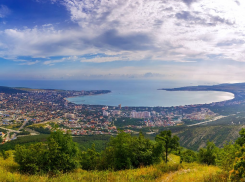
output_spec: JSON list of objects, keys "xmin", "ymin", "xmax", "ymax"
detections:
[
  {"xmin": 2, "ymin": 124, "xmax": 22, "ymax": 131},
  {"xmin": 0, "ymin": 152, "xmax": 224, "ymax": 182}
]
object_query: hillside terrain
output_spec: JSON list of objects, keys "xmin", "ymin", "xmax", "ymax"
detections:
[
  {"xmin": 173, "ymin": 125, "xmax": 243, "ymax": 150},
  {"xmin": 0, "ymin": 86, "xmax": 29, "ymax": 94},
  {"xmin": 0, "ymin": 152, "xmax": 223, "ymax": 182},
  {"xmin": 1, "ymin": 125, "xmax": 243, "ymax": 152}
]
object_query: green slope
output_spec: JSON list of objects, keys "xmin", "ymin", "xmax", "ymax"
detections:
[{"xmin": 0, "ymin": 86, "xmax": 29, "ymax": 94}]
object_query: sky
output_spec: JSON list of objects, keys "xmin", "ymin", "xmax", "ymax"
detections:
[{"xmin": 0, "ymin": 0, "xmax": 245, "ymax": 83}]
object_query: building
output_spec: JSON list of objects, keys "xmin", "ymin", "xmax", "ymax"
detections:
[
  {"xmin": 103, "ymin": 110, "xmax": 109, "ymax": 117},
  {"xmin": 64, "ymin": 113, "xmax": 76, "ymax": 119},
  {"xmin": 130, "ymin": 111, "xmax": 151, "ymax": 118},
  {"xmin": 111, "ymin": 110, "xmax": 121, "ymax": 116}
]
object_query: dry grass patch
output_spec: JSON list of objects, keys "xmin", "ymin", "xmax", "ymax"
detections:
[{"xmin": 0, "ymin": 152, "xmax": 223, "ymax": 182}]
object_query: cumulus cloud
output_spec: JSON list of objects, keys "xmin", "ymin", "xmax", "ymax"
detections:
[
  {"xmin": 182, "ymin": 0, "xmax": 199, "ymax": 6},
  {"xmin": 1, "ymin": 0, "xmax": 245, "ymax": 81}
]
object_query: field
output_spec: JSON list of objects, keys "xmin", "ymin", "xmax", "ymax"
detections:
[{"xmin": 0, "ymin": 152, "xmax": 225, "ymax": 182}]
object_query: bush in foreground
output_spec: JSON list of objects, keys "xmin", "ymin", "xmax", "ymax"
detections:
[{"xmin": 14, "ymin": 130, "xmax": 80, "ymax": 174}]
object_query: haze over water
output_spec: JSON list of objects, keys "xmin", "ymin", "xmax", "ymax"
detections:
[{"xmin": 0, "ymin": 80, "xmax": 234, "ymax": 107}]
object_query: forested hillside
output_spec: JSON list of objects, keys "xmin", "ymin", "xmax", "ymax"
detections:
[
  {"xmin": 174, "ymin": 125, "xmax": 243, "ymax": 150},
  {"xmin": 0, "ymin": 86, "xmax": 29, "ymax": 94}
]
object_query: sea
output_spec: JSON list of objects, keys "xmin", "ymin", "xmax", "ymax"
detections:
[{"xmin": 0, "ymin": 80, "xmax": 234, "ymax": 107}]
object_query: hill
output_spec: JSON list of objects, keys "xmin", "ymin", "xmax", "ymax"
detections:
[
  {"xmin": 0, "ymin": 86, "xmax": 29, "ymax": 94},
  {"xmin": 172, "ymin": 125, "xmax": 243, "ymax": 151},
  {"xmin": 0, "ymin": 152, "xmax": 224, "ymax": 182}
]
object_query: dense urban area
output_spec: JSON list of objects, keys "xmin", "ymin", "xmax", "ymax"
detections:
[{"xmin": 1, "ymin": 83, "xmax": 245, "ymax": 144}]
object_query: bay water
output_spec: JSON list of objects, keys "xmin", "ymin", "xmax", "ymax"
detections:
[{"xmin": 0, "ymin": 80, "xmax": 234, "ymax": 107}]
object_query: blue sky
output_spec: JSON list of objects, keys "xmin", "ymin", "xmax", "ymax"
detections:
[{"xmin": 0, "ymin": 0, "xmax": 245, "ymax": 82}]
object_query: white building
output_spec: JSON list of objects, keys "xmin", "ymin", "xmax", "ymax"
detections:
[{"xmin": 103, "ymin": 111, "xmax": 109, "ymax": 117}]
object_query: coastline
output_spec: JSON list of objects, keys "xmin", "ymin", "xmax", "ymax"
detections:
[
  {"xmin": 64, "ymin": 91, "xmax": 112, "ymax": 103},
  {"xmin": 66, "ymin": 90, "xmax": 235, "ymax": 108}
]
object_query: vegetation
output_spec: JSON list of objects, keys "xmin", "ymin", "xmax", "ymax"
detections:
[
  {"xmin": 0, "ymin": 128, "xmax": 7, "ymax": 133},
  {"xmin": 198, "ymin": 141, "xmax": 216, "ymax": 165},
  {"xmin": 28, "ymin": 125, "xmax": 51, "ymax": 134},
  {"xmin": 3, "ymin": 123, "xmax": 22, "ymax": 130},
  {"xmin": 155, "ymin": 130, "xmax": 179, "ymax": 163},
  {"xmin": 180, "ymin": 149, "xmax": 197, "ymax": 163},
  {"xmin": 114, "ymin": 117, "xmax": 143, "ymax": 128},
  {"xmin": 235, "ymin": 128, "xmax": 245, "ymax": 146},
  {"xmin": 73, "ymin": 135, "xmax": 110, "ymax": 152},
  {"xmin": 169, "ymin": 125, "xmax": 243, "ymax": 151},
  {"xmin": 0, "ymin": 134, "xmax": 50, "ymax": 151},
  {"xmin": 0, "ymin": 86, "xmax": 29, "ymax": 94},
  {"xmin": 5, "ymin": 128, "xmax": 245, "ymax": 181},
  {"xmin": 17, "ymin": 129, "xmax": 31, "ymax": 136},
  {"xmin": 15, "ymin": 130, "xmax": 80, "ymax": 174},
  {"xmin": 0, "ymin": 152, "xmax": 223, "ymax": 182}
]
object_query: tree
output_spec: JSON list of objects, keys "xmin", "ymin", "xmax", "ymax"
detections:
[
  {"xmin": 0, "ymin": 136, "xmax": 3, "ymax": 143},
  {"xmin": 14, "ymin": 130, "xmax": 80, "ymax": 174},
  {"xmin": 98, "ymin": 131, "xmax": 162, "ymax": 170},
  {"xmin": 130, "ymin": 132, "xmax": 162, "ymax": 168},
  {"xmin": 235, "ymin": 128, "xmax": 245, "ymax": 146},
  {"xmin": 198, "ymin": 141, "xmax": 217, "ymax": 165},
  {"xmin": 14, "ymin": 143, "xmax": 48, "ymax": 174},
  {"xmin": 216, "ymin": 142, "xmax": 239, "ymax": 171},
  {"xmin": 80, "ymin": 143, "xmax": 100, "ymax": 170},
  {"xmin": 180, "ymin": 149, "xmax": 197, "ymax": 163},
  {"xmin": 155, "ymin": 130, "xmax": 179, "ymax": 163},
  {"xmin": 47, "ymin": 130, "xmax": 80, "ymax": 173},
  {"xmin": 229, "ymin": 145, "xmax": 245, "ymax": 181}
]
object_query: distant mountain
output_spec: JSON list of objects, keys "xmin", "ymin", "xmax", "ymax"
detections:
[{"xmin": 0, "ymin": 86, "xmax": 29, "ymax": 94}]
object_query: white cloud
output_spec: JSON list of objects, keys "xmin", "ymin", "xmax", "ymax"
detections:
[
  {"xmin": 1, "ymin": 0, "xmax": 245, "ymax": 81},
  {"xmin": 80, "ymin": 56, "xmax": 127, "ymax": 63},
  {"xmin": 0, "ymin": 5, "xmax": 10, "ymax": 18},
  {"xmin": 0, "ymin": 0, "xmax": 243, "ymax": 64}
]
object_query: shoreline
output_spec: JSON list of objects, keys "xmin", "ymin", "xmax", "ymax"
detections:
[
  {"xmin": 66, "ymin": 90, "xmax": 235, "ymax": 108},
  {"xmin": 64, "ymin": 91, "xmax": 112, "ymax": 103}
]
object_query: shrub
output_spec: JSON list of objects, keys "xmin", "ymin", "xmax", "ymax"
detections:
[
  {"xmin": 0, "ymin": 150, "xmax": 11, "ymax": 160},
  {"xmin": 14, "ymin": 130, "xmax": 80, "ymax": 174},
  {"xmin": 216, "ymin": 142, "xmax": 239, "ymax": 171},
  {"xmin": 229, "ymin": 146, "xmax": 245, "ymax": 181},
  {"xmin": 180, "ymin": 149, "xmax": 197, "ymax": 163},
  {"xmin": 80, "ymin": 143, "xmax": 100, "ymax": 170},
  {"xmin": 14, "ymin": 143, "xmax": 48, "ymax": 174},
  {"xmin": 98, "ymin": 131, "xmax": 162, "ymax": 170},
  {"xmin": 198, "ymin": 141, "xmax": 217, "ymax": 165}
]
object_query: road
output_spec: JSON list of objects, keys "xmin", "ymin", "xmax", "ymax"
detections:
[
  {"xmin": 187, "ymin": 115, "xmax": 230, "ymax": 127},
  {"xmin": 11, "ymin": 120, "xmax": 29, "ymax": 140},
  {"xmin": 0, "ymin": 126, "xmax": 21, "ymax": 133}
]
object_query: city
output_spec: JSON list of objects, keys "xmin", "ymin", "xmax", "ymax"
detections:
[{"xmin": 0, "ymin": 87, "xmax": 240, "ymax": 143}]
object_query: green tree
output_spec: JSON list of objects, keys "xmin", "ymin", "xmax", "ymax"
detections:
[
  {"xmin": 14, "ymin": 130, "xmax": 79, "ymax": 174},
  {"xmin": 229, "ymin": 145, "xmax": 245, "ymax": 181},
  {"xmin": 80, "ymin": 143, "xmax": 100, "ymax": 170},
  {"xmin": 216, "ymin": 142, "xmax": 239, "ymax": 171},
  {"xmin": 47, "ymin": 130, "xmax": 80, "ymax": 173},
  {"xmin": 131, "ymin": 132, "xmax": 161, "ymax": 168},
  {"xmin": 0, "ymin": 136, "xmax": 3, "ymax": 143},
  {"xmin": 198, "ymin": 141, "xmax": 217, "ymax": 165},
  {"xmin": 99, "ymin": 131, "xmax": 162, "ymax": 170},
  {"xmin": 180, "ymin": 149, "xmax": 197, "ymax": 163},
  {"xmin": 235, "ymin": 128, "xmax": 245, "ymax": 146},
  {"xmin": 155, "ymin": 130, "xmax": 179, "ymax": 163},
  {"xmin": 14, "ymin": 143, "xmax": 48, "ymax": 174},
  {"xmin": 0, "ymin": 150, "xmax": 11, "ymax": 160}
]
